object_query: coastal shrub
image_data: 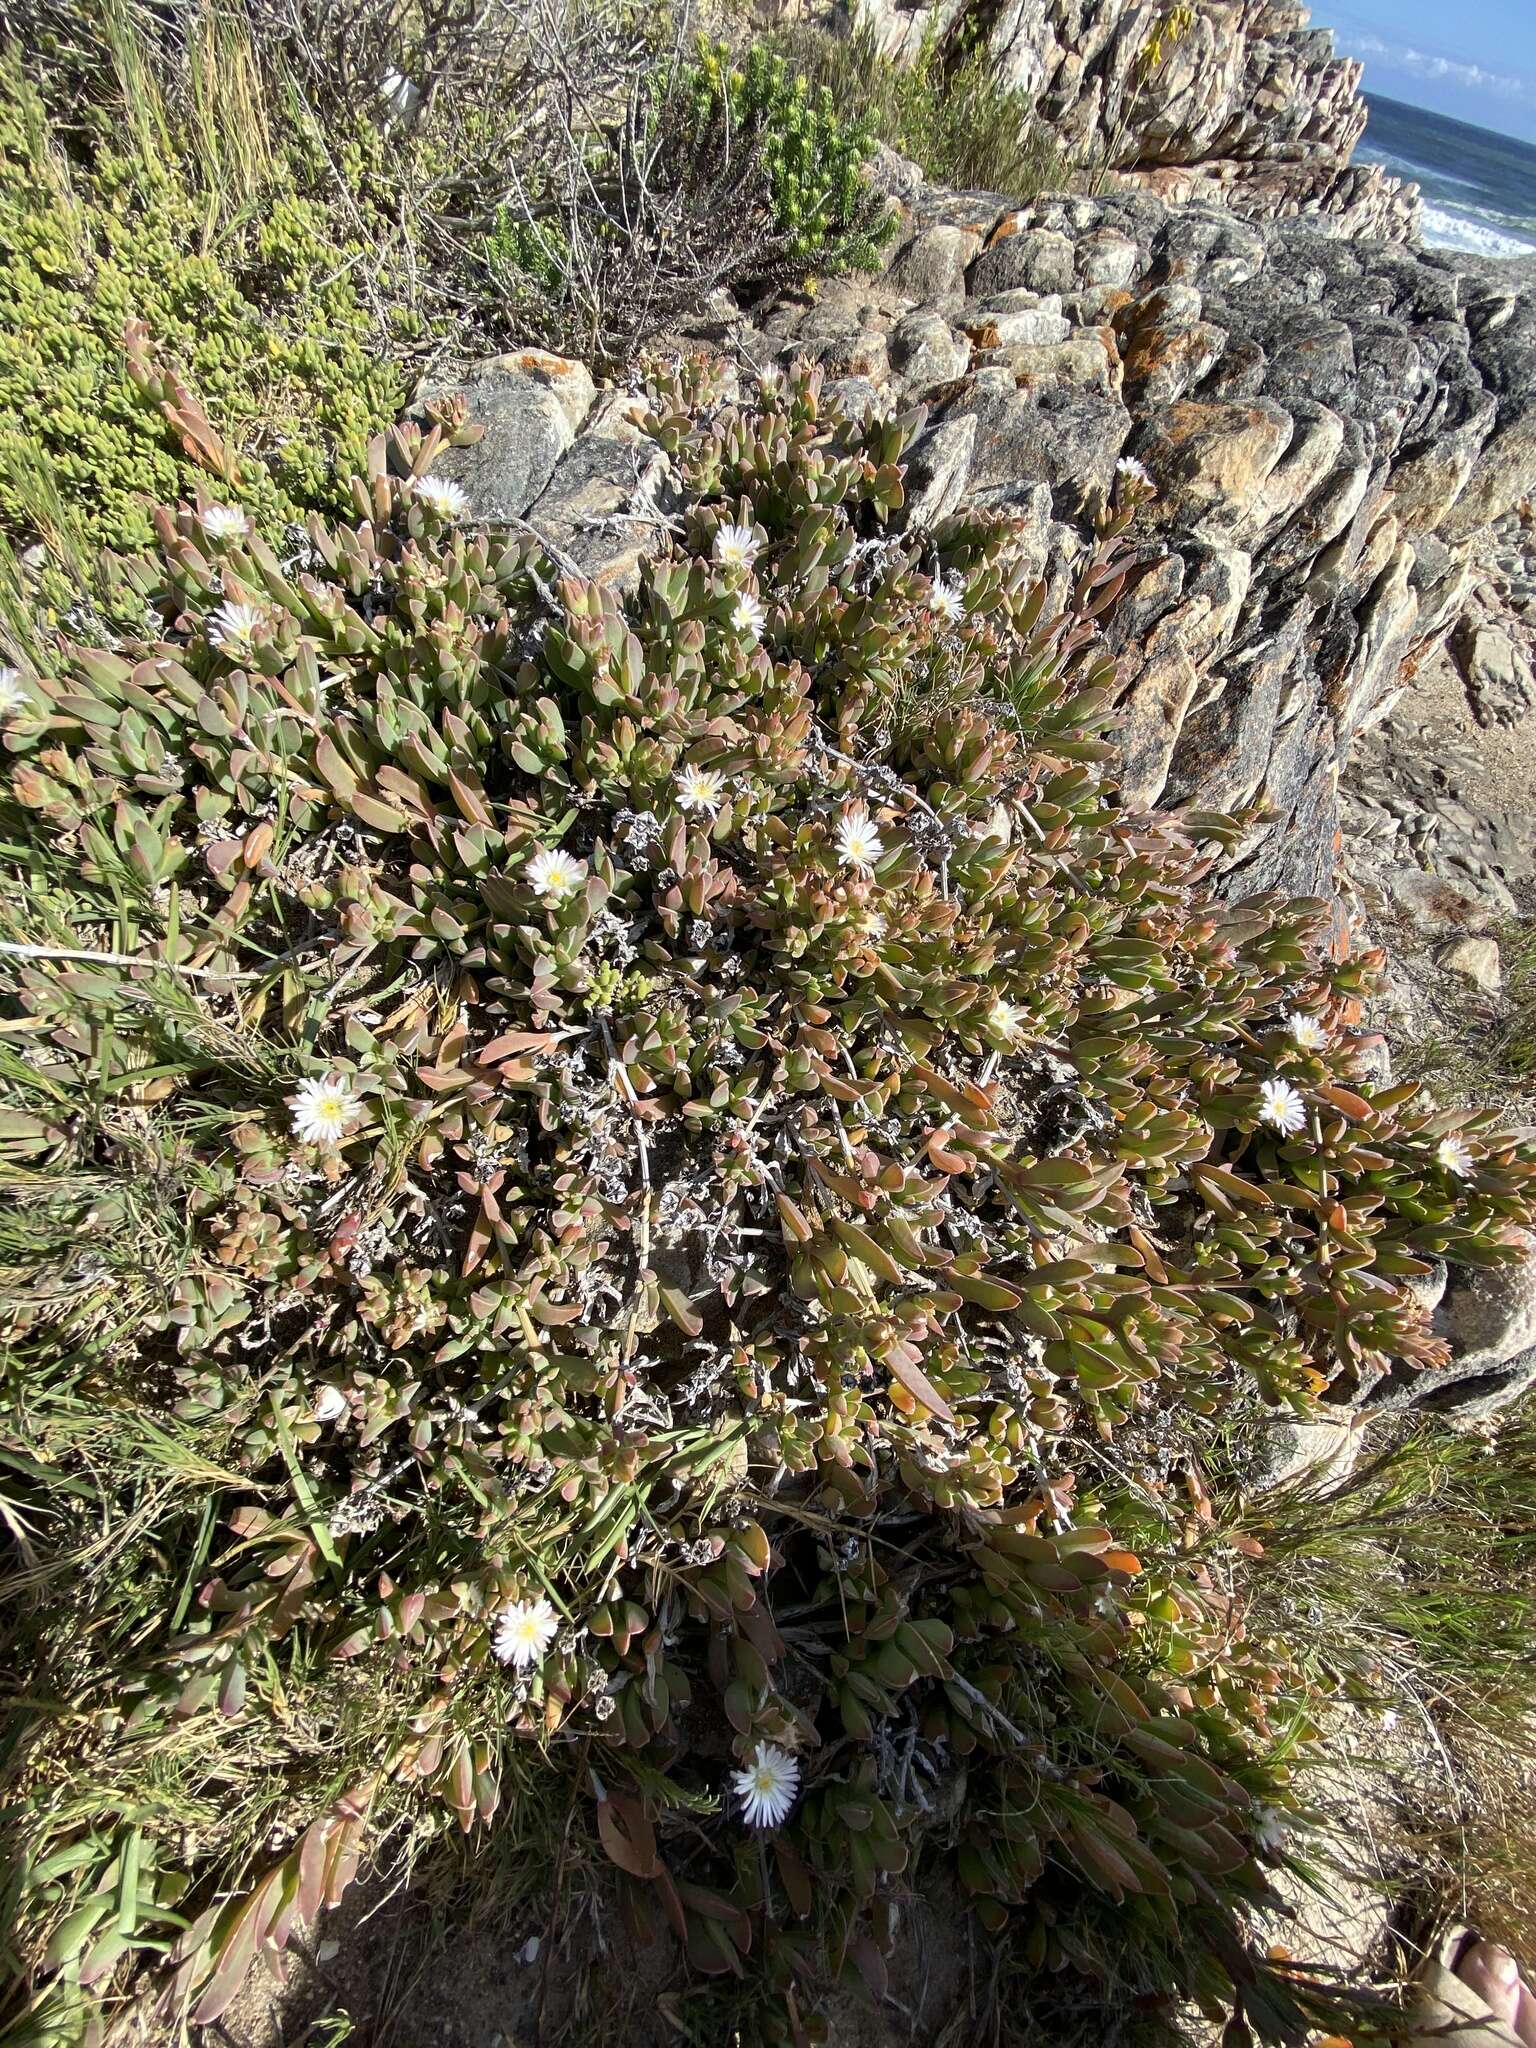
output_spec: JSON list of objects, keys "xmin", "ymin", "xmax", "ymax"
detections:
[
  {"xmin": 488, "ymin": 36, "xmax": 893, "ymax": 365},
  {"xmin": 684, "ymin": 42, "xmax": 888, "ymax": 265},
  {"xmin": 1, "ymin": 0, "xmax": 892, "ymax": 615},
  {"xmin": 0, "ymin": 31, "xmax": 404, "ymax": 612},
  {"xmin": 3, "ymin": 359, "xmax": 1535, "ymax": 2044},
  {"xmin": 760, "ymin": 17, "xmax": 1072, "ymax": 201}
]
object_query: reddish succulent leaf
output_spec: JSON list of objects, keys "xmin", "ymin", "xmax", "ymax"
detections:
[
  {"xmin": 881, "ymin": 1344, "xmax": 955, "ymax": 1424},
  {"xmin": 595, "ymin": 1790, "xmax": 660, "ymax": 1880}
]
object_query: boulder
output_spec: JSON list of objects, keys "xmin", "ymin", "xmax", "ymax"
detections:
[
  {"xmin": 1360, "ymin": 1242, "xmax": 1536, "ymax": 1421},
  {"xmin": 1439, "ymin": 1249, "xmax": 1536, "ymax": 1373},
  {"xmin": 898, "ymin": 416, "xmax": 979, "ymax": 530},
  {"xmin": 1439, "ymin": 934, "xmax": 1502, "ymax": 995},
  {"xmin": 888, "ymin": 310, "xmax": 971, "ymax": 390},
  {"xmin": 421, "ymin": 352, "xmax": 595, "ymax": 523},
  {"xmin": 1135, "ymin": 398, "xmax": 1294, "ymax": 542},
  {"xmin": 887, "ymin": 223, "xmax": 981, "ymax": 301},
  {"xmin": 1450, "ymin": 612, "xmax": 1536, "ymax": 727},
  {"xmin": 526, "ymin": 435, "xmax": 680, "ymax": 589},
  {"xmin": 964, "ymin": 292, "xmax": 1071, "ymax": 348}
]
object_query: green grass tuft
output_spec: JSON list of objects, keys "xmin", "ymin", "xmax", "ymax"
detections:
[{"xmin": 759, "ymin": 17, "xmax": 1073, "ymax": 200}]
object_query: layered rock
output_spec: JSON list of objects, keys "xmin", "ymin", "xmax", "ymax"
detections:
[
  {"xmin": 429, "ymin": 179, "xmax": 1536, "ymax": 907},
  {"xmin": 842, "ymin": 0, "xmax": 1419, "ymax": 238},
  {"xmin": 1132, "ymin": 158, "xmax": 1419, "ymax": 242},
  {"xmin": 731, "ymin": 178, "xmax": 1536, "ymax": 900}
]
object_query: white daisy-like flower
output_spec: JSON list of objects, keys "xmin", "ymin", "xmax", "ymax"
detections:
[
  {"xmin": 1285, "ymin": 1011, "xmax": 1328, "ymax": 1051},
  {"xmin": 207, "ymin": 600, "xmax": 266, "ymax": 660},
  {"xmin": 379, "ymin": 66, "xmax": 422, "ymax": 121},
  {"xmin": 731, "ymin": 1743, "xmax": 800, "ymax": 1829},
  {"xmin": 1251, "ymin": 1803, "xmax": 1289, "ymax": 1855},
  {"xmin": 199, "ymin": 503, "xmax": 247, "ymax": 540},
  {"xmin": 930, "ymin": 580, "xmax": 966, "ymax": 625},
  {"xmin": 0, "ymin": 665, "xmax": 28, "ymax": 717},
  {"xmin": 1257, "ymin": 1075, "xmax": 1307, "ymax": 1136},
  {"xmin": 859, "ymin": 910, "xmax": 888, "ymax": 941},
  {"xmin": 311, "ymin": 1384, "xmax": 349, "ymax": 1424},
  {"xmin": 1437, "ymin": 1133, "xmax": 1475, "ymax": 1177},
  {"xmin": 525, "ymin": 846, "xmax": 585, "ymax": 903},
  {"xmin": 288, "ymin": 1073, "xmax": 359, "ymax": 1146},
  {"xmin": 713, "ymin": 521, "xmax": 760, "ymax": 570},
  {"xmin": 988, "ymin": 996, "xmax": 1025, "ymax": 1040},
  {"xmin": 835, "ymin": 804, "xmax": 885, "ymax": 875},
  {"xmin": 731, "ymin": 591, "xmax": 767, "ymax": 639},
  {"xmin": 1116, "ymin": 455, "xmax": 1153, "ymax": 488},
  {"xmin": 676, "ymin": 765, "xmax": 725, "ymax": 814},
  {"xmin": 412, "ymin": 475, "xmax": 470, "ymax": 520},
  {"xmin": 492, "ymin": 1596, "xmax": 560, "ymax": 1670}
]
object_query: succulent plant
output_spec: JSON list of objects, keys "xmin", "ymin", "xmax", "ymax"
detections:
[{"xmin": 3, "ymin": 357, "xmax": 1532, "ymax": 2043}]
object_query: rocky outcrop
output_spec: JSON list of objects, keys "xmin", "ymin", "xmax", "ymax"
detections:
[
  {"xmin": 427, "ymin": 178, "xmax": 1536, "ymax": 908},
  {"xmin": 844, "ymin": 0, "xmax": 1421, "ymax": 238},
  {"xmin": 421, "ymin": 172, "xmax": 1536, "ymax": 1434},
  {"xmin": 1132, "ymin": 158, "xmax": 1419, "ymax": 242},
  {"xmin": 737, "ymin": 178, "xmax": 1536, "ymax": 899}
]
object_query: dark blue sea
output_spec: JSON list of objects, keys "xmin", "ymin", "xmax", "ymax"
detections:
[{"xmin": 1356, "ymin": 91, "xmax": 1536, "ymax": 257}]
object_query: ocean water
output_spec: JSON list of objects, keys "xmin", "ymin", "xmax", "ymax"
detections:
[{"xmin": 1356, "ymin": 91, "xmax": 1536, "ymax": 259}]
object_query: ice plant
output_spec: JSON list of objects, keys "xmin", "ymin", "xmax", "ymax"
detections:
[
  {"xmin": 199, "ymin": 504, "xmax": 247, "ymax": 540},
  {"xmin": 492, "ymin": 1597, "xmax": 559, "ymax": 1670},
  {"xmin": 311, "ymin": 1385, "xmax": 349, "ymax": 1424},
  {"xmin": 1285, "ymin": 1012, "xmax": 1328, "ymax": 1051},
  {"xmin": 206, "ymin": 600, "xmax": 266, "ymax": 660},
  {"xmin": 288, "ymin": 1074, "xmax": 359, "ymax": 1146},
  {"xmin": 988, "ymin": 996, "xmax": 1025, "ymax": 1041},
  {"xmin": 1437, "ymin": 1134, "xmax": 1475, "ymax": 1177},
  {"xmin": 411, "ymin": 476, "xmax": 470, "ymax": 520},
  {"xmin": 834, "ymin": 803, "xmax": 884, "ymax": 874},
  {"xmin": 9, "ymin": 357, "xmax": 1536, "ymax": 2045},
  {"xmin": 731, "ymin": 1743, "xmax": 800, "ymax": 1828},
  {"xmin": 1257, "ymin": 1076, "xmax": 1307, "ymax": 1136},
  {"xmin": 525, "ymin": 846, "xmax": 584, "ymax": 903},
  {"xmin": 1251, "ymin": 1805, "xmax": 1289, "ymax": 1855},
  {"xmin": 676, "ymin": 765, "xmax": 725, "ymax": 814},
  {"xmin": 1116, "ymin": 455, "xmax": 1153, "ymax": 489},
  {"xmin": 731, "ymin": 591, "xmax": 767, "ymax": 638},
  {"xmin": 0, "ymin": 666, "xmax": 27, "ymax": 717},
  {"xmin": 713, "ymin": 520, "xmax": 760, "ymax": 569},
  {"xmin": 930, "ymin": 580, "xmax": 966, "ymax": 625}
]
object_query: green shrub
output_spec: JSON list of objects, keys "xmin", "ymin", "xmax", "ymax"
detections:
[
  {"xmin": 682, "ymin": 41, "xmax": 889, "ymax": 267},
  {"xmin": 761, "ymin": 18, "xmax": 1072, "ymax": 200},
  {"xmin": 2, "ymin": 359, "xmax": 1534, "ymax": 2044},
  {"xmin": 486, "ymin": 35, "xmax": 893, "ymax": 366},
  {"xmin": 0, "ymin": 32, "xmax": 404, "ymax": 607}
]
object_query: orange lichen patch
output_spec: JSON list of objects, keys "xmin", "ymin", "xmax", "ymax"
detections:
[
  {"xmin": 1157, "ymin": 399, "xmax": 1273, "ymax": 451},
  {"xmin": 922, "ymin": 374, "xmax": 975, "ymax": 409},
  {"xmin": 504, "ymin": 350, "xmax": 584, "ymax": 380},
  {"xmin": 1120, "ymin": 320, "xmax": 1210, "ymax": 390}
]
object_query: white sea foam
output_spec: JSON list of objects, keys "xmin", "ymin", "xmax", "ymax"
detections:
[{"xmin": 1419, "ymin": 202, "xmax": 1536, "ymax": 259}]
